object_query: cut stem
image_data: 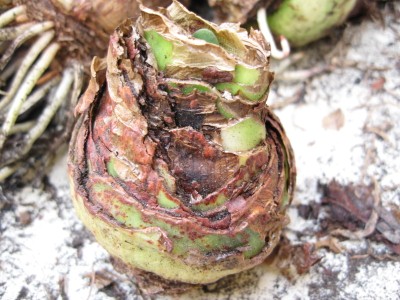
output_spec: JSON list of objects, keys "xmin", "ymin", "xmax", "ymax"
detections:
[
  {"xmin": 0, "ymin": 30, "xmax": 55, "ymax": 111},
  {"xmin": 257, "ymin": 8, "xmax": 290, "ymax": 60},
  {"xmin": 0, "ymin": 42, "xmax": 60, "ymax": 151}
]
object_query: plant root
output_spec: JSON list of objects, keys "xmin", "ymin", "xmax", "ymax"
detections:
[
  {"xmin": 0, "ymin": 5, "xmax": 87, "ymax": 183},
  {"xmin": 0, "ymin": 42, "xmax": 60, "ymax": 151},
  {"xmin": 0, "ymin": 162, "xmax": 21, "ymax": 181},
  {"xmin": 257, "ymin": 7, "xmax": 290, "ymax": 60},
  {"xmin": 0, "ymin": 30, "xmax": 55, "ymax": 110},
  {"xmin": 0, "ymin": 21, "xmax": 54, "ymax": 70},
  {"xmin": 21, "ymin": 67, "xmax": 74, "ymax": 157},
  {"xmin": 0, "ymin": 5, "xmax": 26, "ymax": 28}
]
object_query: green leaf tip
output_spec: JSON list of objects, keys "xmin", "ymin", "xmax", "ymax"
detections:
[
  {"xmin": 144, "ymin": 30, "xmax": 173, "ymax": 70},
  {"xmin": 192, "ymin": 28, "xmax": 220, "ymax": 45}
]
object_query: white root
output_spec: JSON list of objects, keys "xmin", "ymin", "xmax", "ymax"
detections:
[
  {"xmin": 19, "ymin": 76, "xmax": 60, "ymax": 115},
  {"xmin": 9, "ymin": 120, "xmax": 35, "ymax": 134},
  {"xmin": 0, "ymin": 6, "xmax": 81, "ymax": 180},
  {"xmin": 0, "ymin": 162, "xmax": 22, "ymax": 181},
  {"xmin": 0, "ymin": 30, "xmax": 55, "ymax": 111},
  {"xmin": 71, "ymin": 62, "xmax": 84, "ymax": 108},
  {"xmin": 0, "ymin": 42, "xmax": 60, "ymax": 151},
  {"xmin": 0, "ymin": 21, "xmax": 54, "ymax": 71},
  {"xmin": 0, "ymin": 22, "xmax": 32, "ymax": 40},
  {"xmin": 0, "ymin": 5, "xmax": 26, "ymax": 28},
  {"xmin": 21, "ymin": 68, "xmax": 74, "ymax": 156},
  {"xmin": 257, "ymin": 7, "xmax": 290, "ymax": 60},
  {"xmin": 0, "ymin": 54, "xmax": 22, "ymax": 83}
]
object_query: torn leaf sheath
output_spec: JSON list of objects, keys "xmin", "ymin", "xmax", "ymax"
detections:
[{"xmin": 69, "ymin": 2, "xmax": 295, "ymax": 285}]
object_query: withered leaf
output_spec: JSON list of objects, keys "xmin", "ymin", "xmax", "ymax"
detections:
[
  {"xmin": 321, "ymin": 181, "xmax": 373, "ymax": 229},
  {"xmin": 276, "ymin": 240, "xmax": 321, "ymax": 279},
  {"xmin": 322, "ymin": 109, "xmax": 345, "ymax": 130},
  {"xmin": 320, "ymin": 180, "xmax": 400, "ymax": 253}
]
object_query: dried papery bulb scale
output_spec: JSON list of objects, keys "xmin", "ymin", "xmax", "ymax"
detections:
[{"xmin": 69, "ymin": 1, "xmax": 295, "ymax": 294}]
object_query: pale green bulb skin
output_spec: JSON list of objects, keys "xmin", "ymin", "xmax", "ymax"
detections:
[{"xmin": 268, "ymin": 0, "xmax": 357, "ymax": 47}]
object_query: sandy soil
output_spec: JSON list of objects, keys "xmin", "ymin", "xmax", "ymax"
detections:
[{"xmin": 1, "ymin": 4, "xmax": 399, "ymax": 300}]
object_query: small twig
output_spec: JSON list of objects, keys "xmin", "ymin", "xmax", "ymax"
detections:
[
  {"xmin": 351, "ymin": 253, "xmax": 370, "ymax": 260},
  {"xmin": 257, "ymin": 7, "xmax": 290, "ymax": 60},
  {"xmin": 274, "ymin": 52, "xmax": 305, "ymax": 74},
  {"xmin": 275, "ymin": 65, "xmax": 332, "ymax": 82},
  {"xmin": 315, "ymin": 236, "xmax": 343, "ymax": 254},
  {"xmin": 270, "ymin": 86, "xmax": 304, "ymax": 110},
  {"xmin": 385, "ymin": 88, "xmax": 400, "ymax": 101},
  {"xmin": 36, "ymin": 70, "xmax": 60, "ymax": 85},
  {"xmin": 0, "ymin": 5, "xmax": 26, "ymax": 28},
  {"xmin": 365, "ymin": 126, "xmax": 393, "ymax": 146},
  {"xmin": 351, "ymin": 243, "xmax": 400, "ymax": 261},
  {"xmin": 360, "ymin": 143, "xmax": 375, "ymax": 183},
  {"xmin": 86, "ymin": 266, "xmax": 96, "ymax": 300}
]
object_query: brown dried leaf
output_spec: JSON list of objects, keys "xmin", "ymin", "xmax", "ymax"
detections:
[
  {"xmin": 321, "ymin": 180, "xmax": 400, "ymax": 253},
  {"xmin": 276, "ymin": 240, "xmax": 321, "ymax": 279},
  {"xmin": 322, "ymin": 109, "xmax": 345, "ymax": 130},
  {"xmin": 74, "ymin": 57, "xmax": 106, "ymax": 115},
  {"xmin": 321, "ymin": 181, "xmax": 373, "ymax": 228}
]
